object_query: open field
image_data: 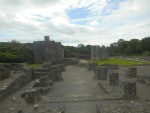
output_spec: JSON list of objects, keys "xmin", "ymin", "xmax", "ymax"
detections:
[{"xmin": 88, "ymin": 58, "xmax": 150, "ymax": 66}]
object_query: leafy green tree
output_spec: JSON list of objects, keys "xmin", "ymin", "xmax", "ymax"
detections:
[{"xmin": 141, "ymin": 37, "xmax": 150, "ymax": 52}]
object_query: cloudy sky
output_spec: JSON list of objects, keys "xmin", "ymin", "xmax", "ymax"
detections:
[{"xmin": 0, "ymin": 0, "xmax": 150, "ymax": 46}]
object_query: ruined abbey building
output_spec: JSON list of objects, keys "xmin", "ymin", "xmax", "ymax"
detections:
[
  {"xmin": 33, "ymin": 36, "xmax": 64, "ymax": 64},
  {"xmin": 91, "ymin": 45, "xmax": 108, "ymax": 60}
]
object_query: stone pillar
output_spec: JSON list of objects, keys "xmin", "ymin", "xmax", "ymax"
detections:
[
  {"xmin": 120, "ymin": 82, "xmax": 136, "ymax": 98},
  {"xmin": 100, "ymin": 67, "xmax": 108, "ymax": 80},
  {"xmin": 94, "ymin": 67, "xmax": 101, "ymax": 79},
  {"xmin": 126, "ymin": 67, "xmax": 137, "ymax": 77},
  {"xmin": 44, "ymin": 36, "xmax": 49, "ymax": 42},
  {"xmin": 88, "ymin": 63, "xmax": 97, "ymax": 71},
  {"xmin": 108, "ymin": 72, "xmax": 119, "ymax": 85},
  {"xmin": 56, "ymin": 69, "xmax": 63, "ymax": 80}
]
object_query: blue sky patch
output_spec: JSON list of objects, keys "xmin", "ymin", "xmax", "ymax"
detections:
[
  {"xmin": 67, "ymin": 7, "xmax": 91, "ymax": 25},
  {"xmin": 67, "ymin": 7, "xmax": 91, "ymax": 19},
  {"xmin": 102, "ymin": 0, "xmax": 127, "ymax": 16}
]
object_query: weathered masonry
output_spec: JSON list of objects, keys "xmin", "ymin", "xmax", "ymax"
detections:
[
  {"xmin": 33, "ymin": 36, "xmax": 64, "ymax": 64},
  {"xmin": 91, "ymin": 45, "xmax": 108, "ymax": 60}
]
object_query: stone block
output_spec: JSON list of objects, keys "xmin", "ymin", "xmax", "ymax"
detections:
[
  {"xmin": 88, "ymin": 63, "xmax": 98, "ymax": 71},
  {"xmin": 120, "ymin": 82, "xmax": 136, "ymax": 98},
  {"xmin": 40, "ymin": 87, "xmax": 50, "ymax": 94},
  {"xmin": 108, "ymin": 72, "xmax": 119, "ymax": 85},
  {"xmin": 126, "ymin": 67, "xmax": 137, "ymax": 77},
  {"xmin": 0, "ymin": 67, "xmax": 11, "ymax": 80},
  {"xmin": 100, "ymin": 67, "xmax": 108, "ymax": 80},
  {"xmin": 94, "ymin": 67, "xmax": 108, "ymax": 80},
  {"xmin": 21, "ymin": 89, "xmax": 41, "ymax": 103}
]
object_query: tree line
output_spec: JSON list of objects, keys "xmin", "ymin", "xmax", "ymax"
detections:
[
  {"xmin": 108, "ymin": 37, "xmax": 150, "ymax": 56},
  {"xmin": 0, "ymin": 40, "xmax": 34, "ymax": 63},
  {"xmin": 0, "ymin": 37, "xmax": 149, "ymax": 63}
]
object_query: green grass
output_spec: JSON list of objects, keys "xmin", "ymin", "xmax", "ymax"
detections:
[
  {"xmin": 88, "ymin": 58, "xmax": 150, "ymax": 66},
  {"xmin": 29, "ymin": 64, "xmax": 39, "ymax": 69}
]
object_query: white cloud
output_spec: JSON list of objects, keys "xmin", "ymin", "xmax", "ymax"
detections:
[{"xmin": 0, "ymin": 0, "xmax": 149, "ymax": 46}]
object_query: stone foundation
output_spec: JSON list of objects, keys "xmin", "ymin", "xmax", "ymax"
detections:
[
  {"xmin": 108, "ymin": 72, "xmax": 119, "ymax": 85},
  {"xmin": 102, "ymin": 64, "xmax": 119, "ymax": 70},
  {"xmin": 94, "ymin": 67, "xmax": 108, "ymax": 80},
  {"xmin": 88, "ymin": 62, "xmax": 98, "ymax": 71},
  {"xmin": 120, "ymin": 82, "xmax": 136, "ymax": 98},
  {"xmin": 0, "ymin": 69, "xmax": 32, "ymax": 100},
  {"xmin": 62, "ymin": 58, "xmax": 79, "ymax": 65},
  {"xmin": 126, "ymin": 67, "xmax": 137, "ymax": 77}
]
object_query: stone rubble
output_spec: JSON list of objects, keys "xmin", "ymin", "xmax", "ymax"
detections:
[
  {"xmin": 126, "ymin": 67, "xmax": 137, "ymax": 77},
  {"xmin": 108, "ymin": 72, "xmax": 119, "ymax": 85},
  {"xmin": 88, "ymin": 62, "xmax": 98, "ymax": 71},
  {"xmin": 119, "ymin": 81, "xmax": 136, "ymax": 98},
  {"xmin": 94, "ymin": 67, "xmax": 108, "ymax": 80},
  {"xmin": 0, "ymin": 63, "xmax": 32, "ymax": 100}
]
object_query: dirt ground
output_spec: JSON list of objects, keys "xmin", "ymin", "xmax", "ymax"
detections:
[{"xmin": 0, "ymin": 65, "xmax": 150, "ymax": 113}]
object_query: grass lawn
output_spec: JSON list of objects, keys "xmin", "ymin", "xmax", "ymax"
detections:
[
  {"xmin": 29, "ymin": 64, "xmax": 39, "ymax": 69},
  {"xmin": 88, "ymin": 58, "xmax": 150, "ymax": 66}
]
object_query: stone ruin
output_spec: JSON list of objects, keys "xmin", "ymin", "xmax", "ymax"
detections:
[
  {"xmin": 108, "ymin": 72, "xmax": 119, "ymax": 85},
  {"xmin": 119, "ymin": 82, "xmax": 136, "ymax": 98},
  {"xmin": 33, "ymin": 76, "xmax": 53, "ymax": 87},
  {"xmin": 126, "ymin": 67, "xmax": 137, "ymax": 77},
  {"xmin": 21, "ymin": 76, "xmax": 53, "ymax": 103},
  {"xmin": 94, "ymin": 67, "xmax": 108, "ymax": 80},
  {"xmin": 33, "ymin": 63, "xmax": 64, "ymax": 81},
  {"xmin": 76, "ymin": 54, "xmax": 91, "ymax": 59},
  {"xmin": 20, "ymin": 61, "xmax": 65, "ymax": 103},
  {"xmin": 91, "ymin": 45, "xmax": 108, "ymax": 60},
  {"xmin": 33, "ymin": 36, "xmax": 64, "ymax": 64},
  {"xmin": 62, "ymin": 58, "xmax": 79, "ymax": 65},
  {"xmin": 95, "ymin": 63, "xmax": 137, "ymax": 98},
  {"xmin": 0, "ymin": 67, "xmax": 11, "ymax": 80},
  {"xmin": 137, "ymin": 74, "xmax": 150, "ymax": 83},
  {"xmin": 21, "ymin": 89, "xmax": 41, "ymax": 103},
  {"xmin": 102, "ymin": 64, "xmax": 119, "ymax": 70},
  {"xmin": 0, "ymin": 63, "xmax": 32, "ymax": 100},
  {"xmin": 88, "ymin": 62, "xmax": 98, "ymax": 71}
]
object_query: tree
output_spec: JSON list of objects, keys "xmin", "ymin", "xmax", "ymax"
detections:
[{"xmin": 141, "ymin": 37, "xmax": 150, "ymax": 52}]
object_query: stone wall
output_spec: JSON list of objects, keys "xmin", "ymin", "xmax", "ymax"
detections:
[
  {"xmin": 62, "ymin": 58, "xmax": 79, "ymax": 65},
  {"xmin": 33, "ymin": 63, "xmax": 64, "ymax": 81},
  {"xmin": 0, "ymin": 69, "xmax": 32, "ymax": 100},
  {"xmin": 77, "ymin": 54, "xmax": 91, "ymax": 59}
]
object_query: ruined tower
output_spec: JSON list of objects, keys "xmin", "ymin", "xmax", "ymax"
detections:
[
  {"xmin": 91, "ymin": 45, "xmax": 108, "ymax": 60},
  {"xmin": 33, "ymin": 36, "xmax": 64, "ymax": 64}
]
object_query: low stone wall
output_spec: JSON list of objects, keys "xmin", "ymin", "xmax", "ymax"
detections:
[
  {"xmin": 0, "ymin": 69, "xmax": 32, "ymax": 100},
  {"xmin": 33, "ymin": 65, "xmax": 63, "ymax": 81},
  {"xmin": 62, "ymin": 58, "xmax": 79, "ymax": 65},
  {"xmin": 33, "ymin": 72, "xmax": 51, "ymax": 79}
]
